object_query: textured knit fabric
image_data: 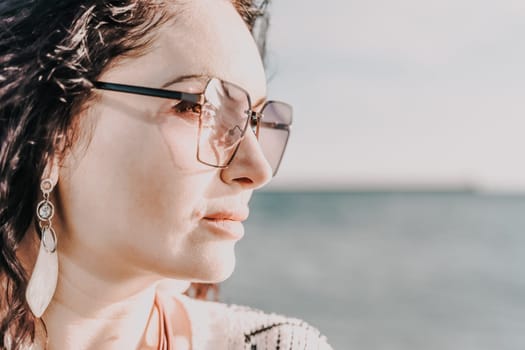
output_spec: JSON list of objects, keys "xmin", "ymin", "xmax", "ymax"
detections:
[{"xmin": 155, "ymin": 290, "xmax": 334, "ymax": 350}]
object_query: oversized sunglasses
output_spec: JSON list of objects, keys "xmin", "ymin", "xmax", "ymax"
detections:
[{"xmin": 92, "ymin": 77, "xmax": 293, "ymax": 177}]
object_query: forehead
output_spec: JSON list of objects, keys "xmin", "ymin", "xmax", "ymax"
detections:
[{"xmin": 102, "ymin": 0, "xmax": 267, "ymax": 100}]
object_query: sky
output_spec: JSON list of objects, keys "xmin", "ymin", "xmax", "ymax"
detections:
[{"xmin": 262, "ymin": 0, "xmax": 525, "ymax": 191}]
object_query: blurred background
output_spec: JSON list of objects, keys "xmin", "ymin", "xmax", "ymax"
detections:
[{"xmin": 222, "ymin": 1, "xmax": 525, "ymax": 349}]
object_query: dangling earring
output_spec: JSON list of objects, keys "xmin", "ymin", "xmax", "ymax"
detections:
[{"xmin": 25, "ymin": 178, "xmax": 59, "ymax": 318}]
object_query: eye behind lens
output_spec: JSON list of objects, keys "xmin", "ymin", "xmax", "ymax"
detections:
[{"xmin": 172, "ymin": 100, "xmax": 202, "ymax": 115}]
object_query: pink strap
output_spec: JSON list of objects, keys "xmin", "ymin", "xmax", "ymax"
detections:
[{"xmin": 154, "ymin": 292, "xmax": 172, "ymax": 350}]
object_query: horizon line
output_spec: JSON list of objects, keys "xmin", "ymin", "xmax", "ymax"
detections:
[{"xmin": 260, "ymin": 182, "xmax": 525, "ymax": 195}]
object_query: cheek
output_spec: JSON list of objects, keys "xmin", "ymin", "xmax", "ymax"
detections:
[
  {"xmin": 125, "ymin": 116, "xmax": 212, "ymax": 235},
  {"xmin": 59, "ymin": 106, "xmax": 214, "ymax": 262},
  {"xmin": 156, "ymin": 113, "xmax": 201, "ymax": 170}
]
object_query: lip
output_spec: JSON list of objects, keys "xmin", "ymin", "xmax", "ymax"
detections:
[
  {"xmin": 201, "ymin": 218, "xmax": 245, "ymax": 240},
  {"xmin": 203, "ymin": 210, "xmax": 249, "ymax": 222}
]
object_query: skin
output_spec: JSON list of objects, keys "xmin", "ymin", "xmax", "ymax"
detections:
[{"xmin": 19, "ymin": 0, "xmax": 273, "ymax": 348}]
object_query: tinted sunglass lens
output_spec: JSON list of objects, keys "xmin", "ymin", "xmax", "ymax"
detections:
[
  {"xmin": 197, "ymin": 79, "xmax": 250, "ymax": 167},
  {"xmin": 259, "ymin": 101, "xmax": 293, "ymax": 176}
]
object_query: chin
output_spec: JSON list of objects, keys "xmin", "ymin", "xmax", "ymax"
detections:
[
  {"xmin": 158, "ymin": 247, "xmax": 237, "ymax": 284},
  {"xmin": 193, "ymin": 250, "xmax": 237, "ymax": 284},
  {"xmin": 201, "ymin": 262, "xmax": 236, "ymax": 284}
]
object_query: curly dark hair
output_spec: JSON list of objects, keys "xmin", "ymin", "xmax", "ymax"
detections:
[{"xmin": 0, "ymin": 0, "xmax": 270, "ymax": 347}]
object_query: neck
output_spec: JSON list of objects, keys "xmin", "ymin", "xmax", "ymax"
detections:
[
  {"xmin": 43, "ymin": 250, "xmax": 158, "ymax": 350},
  {"xmin": 18, "ymin": 222, "xmax": 192, "ymax": 350},
  {"xmin": 42, "ymin": 251, "xmax": 162, "ymax": 350}
]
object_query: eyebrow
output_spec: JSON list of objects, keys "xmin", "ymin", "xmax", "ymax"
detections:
[{"xmin": 161, "ymin": 74, "xmax": 209, "ymax": 88}]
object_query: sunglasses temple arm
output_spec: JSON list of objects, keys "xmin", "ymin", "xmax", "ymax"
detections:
[{"xmin": 92, "ymin": 81, "xmax": 203, "ymax": 103}]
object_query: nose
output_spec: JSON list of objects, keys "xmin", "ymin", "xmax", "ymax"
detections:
[{"xmin": 220, "ymin": 127, "xmax": 273, "ymax": 189}]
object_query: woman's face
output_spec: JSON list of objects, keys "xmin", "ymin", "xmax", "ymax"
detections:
[{"xmin": 55, "ymin": 0, "xmax": 272, "ymax": 284}]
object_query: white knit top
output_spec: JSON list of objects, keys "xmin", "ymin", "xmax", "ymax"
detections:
[{"xmin": 168, "ymin": 292, "xmax": 334, "ymax": 350}]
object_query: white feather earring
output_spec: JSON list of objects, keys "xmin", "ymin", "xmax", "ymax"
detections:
[{"xmin": 25, "ymin": 178, "xmax": 59, "ymax": 318}]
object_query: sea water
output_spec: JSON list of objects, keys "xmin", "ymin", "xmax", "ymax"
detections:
[{"xmin": 221, "ymin": 191, "xmax": 525, "ymax": 350}]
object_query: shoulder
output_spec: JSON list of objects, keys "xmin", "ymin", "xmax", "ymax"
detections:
[
  {"xmin": 224, "ymin": 302, "xmax": 334, "ymax": 350},
  {"xmin": 173, "ymin": 293, "xmax": 334, "ymax": 350}
]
